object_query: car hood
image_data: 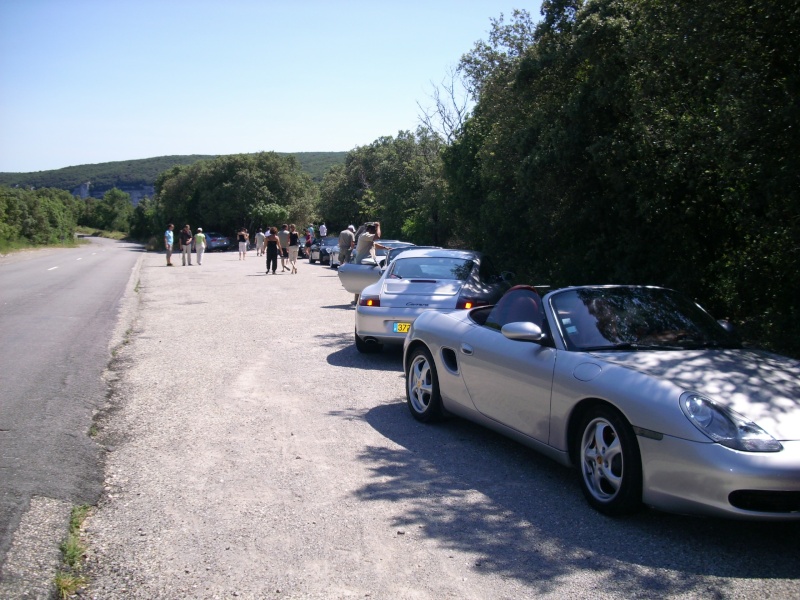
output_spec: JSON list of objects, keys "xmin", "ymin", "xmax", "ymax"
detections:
[{"xmin": 596, "ymin": 349, "xmax": 800, "ymax": 440}]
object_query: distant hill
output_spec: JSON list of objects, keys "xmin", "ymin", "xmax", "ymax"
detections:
[{"xmin": 0, "ymin": 152, "xmax": 346, "ymax": 203}]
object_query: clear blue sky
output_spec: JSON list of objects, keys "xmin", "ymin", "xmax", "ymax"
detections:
[{"xmin": 0, "ymin": 0, "xmax": 541, "ymax": 173}]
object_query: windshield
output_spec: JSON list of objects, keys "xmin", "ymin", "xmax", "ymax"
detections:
[
  {"xmin": 389, "ymin": 257, "xmax": 474, "ymax": 281},
  {"xmin": 551, "ymin": 287, "xmax": 741, "ymax": 351}
]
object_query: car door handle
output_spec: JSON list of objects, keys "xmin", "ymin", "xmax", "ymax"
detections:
[{"xmin": 460, "ymin": 343, "xmax": 473, "ymax": 355}]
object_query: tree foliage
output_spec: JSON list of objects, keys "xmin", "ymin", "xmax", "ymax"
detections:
[
  {"xmin": 318, "ymin": 130, "xmax": 450, "ymax": 245},
  {"xmin": 79, "ymin": 188, "xmax": 135, "ymax": 233},
  {"xmin": 442, "ymin": 0, "xmax": 800, "ymax": 355},
  {"xmin": 0, "ymin": 186, "xmax": 82, "ymax": 250},
  {"xmin": 154, "ymin": 152, "xmax": 317, "ymax": 238}
]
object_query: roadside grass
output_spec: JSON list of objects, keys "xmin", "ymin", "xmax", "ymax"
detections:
[
  {"xmin": 75, "ymin": 226, "xmax": 128, "ymax": 240},
  {"xmin": 0, "ymin": 237, "xmax": 87, "ymax": 255},
  {"xmin": 54, "ymin": 504, "xmax": 91, "ymax": 599}
]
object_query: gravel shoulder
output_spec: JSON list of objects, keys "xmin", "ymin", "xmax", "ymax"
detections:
[{"xmin": 82, "ymin": 249, "xmax": 800, "ymax": 599}]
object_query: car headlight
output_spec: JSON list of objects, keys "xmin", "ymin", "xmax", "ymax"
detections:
[{"xmin": 680, "ymin": 393, "xmax": 782, "ymax": 452}]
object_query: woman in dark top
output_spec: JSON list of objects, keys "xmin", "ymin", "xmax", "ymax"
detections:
[
  {"xmin": 265, "ymin": 226, "xmax": 282, "ymax": 275},
  {"xmin": 288, "ymin": 224, "xmax": 299, "ymax": 274},
  {"xmin": 237, "ymin": 228, "xmax": 249, "ymax": 261}
]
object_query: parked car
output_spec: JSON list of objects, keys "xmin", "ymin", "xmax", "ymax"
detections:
[
  {"xmin": 205, "ymin": 232, "xmax": 232, "ymax": 252},
  {"xmin": 309, "ymin": 236, "xmax": 339, "ymax": 264},
  {"xmin": 403, "ymin": 284, "xmax": 800, "ymax": 520},
  {"xmin": 354, "ymin": 248, "xmax": 513, "ymax": 353}
]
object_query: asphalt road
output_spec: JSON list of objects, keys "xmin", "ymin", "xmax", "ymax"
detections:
[{"xmin": 0, "ymin": 238, "xmax": 143, "ymax": 574}]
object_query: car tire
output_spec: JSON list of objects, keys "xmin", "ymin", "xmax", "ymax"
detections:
[
  {"xmin": 355, "ymin": 328, "xmax": 381, "ymax": 353},
  {"xmin": 576, "ymin": 405, "xmax": 642, "ymax": 516},
  {"xmin": 309, "ymin": 256, "xmax": 316, "ymax": 264},
  {"xmin": 406, "ymin": 346, "xmax": 444, "ymax": 422}
]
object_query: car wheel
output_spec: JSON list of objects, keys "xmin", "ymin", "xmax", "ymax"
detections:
[
  {"xmin": 406, "ymin": 347, "xmax": 444, "ymax": 422},
  {"xmin": 355, "ymin": 328, "xmax": 381, "ymax": 353},
  {"xmin": 309, "ymin": 256, "xmax": 316, "ymax": 264},
  {"xmin": 576, "ymin": 405, "xmax": 642, "ymax": 516}
]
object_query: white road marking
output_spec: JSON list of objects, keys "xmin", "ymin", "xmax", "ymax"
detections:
[{"xmin": 48, "ymin": 267, "xmax": 58, "ymax": 271}]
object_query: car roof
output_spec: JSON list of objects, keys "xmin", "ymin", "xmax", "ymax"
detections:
[{"xmin": 392, "ymin": 248, "xmax": 480, "ymax": 260}]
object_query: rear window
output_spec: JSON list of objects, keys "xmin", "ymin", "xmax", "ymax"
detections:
[{"xmin": 390, "ymin": 257, "xmax": 474, "ymax": 281}]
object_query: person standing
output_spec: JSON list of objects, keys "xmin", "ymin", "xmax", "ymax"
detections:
[
  {"xmin": 255, "ymin": 228, "xmax": 266, "ymax": 257},
  {"xmin": 304, "ymin": 228, "xmax": 313, "ymax": 261},
  {"xmin": 277, "ymin": 224, "xmax": 290, "ymax": 272},
  {"xmin": 338, "ymin": 225, "xmax": 355, "ymax": 265},
  {"xmin": 180, "ymin": 224, "xmax": 193, "ymax": 266},
  {"xmin": 287, "ymin": 224, "xmax": 300, "ymax": 274},
  {"xmin": 319, "ymin": 222, "xmax": 327, "ymax": 237},
  {"xmin": 164, "ymin": 223, "xmax": 175, "ymax": 266},
  {"xmin": 265, "ymin": 227, "xmax": 282, "ymax": 275},
  {"xmin": 194, "ymin": 227, "xmax": 206, "ymax": 265},
  {"xmin": 354, "ymin": 221, "xmax": 385, "ymax": 264},
  {"xmin": 237, "ymin": 228, "xmax": 249, "ymax": 260}
]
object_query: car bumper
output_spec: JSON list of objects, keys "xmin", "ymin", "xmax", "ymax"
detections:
[
  {"xmin": 356, "ymin": 306, "xmax": 456, "ymax": 345},
  {"xmin": 639, "ymin": 436, "xmax": 800, "ymax": 520}
]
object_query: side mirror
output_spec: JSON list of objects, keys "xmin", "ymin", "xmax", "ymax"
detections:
[
  {"xmin": 501, "ymin": 321, "xmax": 547, "ymax": 343},
  {"xmin": 717, "ymin": 320, "xmax": 736, "ymax": 334}
]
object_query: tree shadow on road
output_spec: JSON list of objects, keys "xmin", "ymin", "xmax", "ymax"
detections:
[{"xmin": 346, "ymin": 401, "xmax": 800, "ymax": 597}]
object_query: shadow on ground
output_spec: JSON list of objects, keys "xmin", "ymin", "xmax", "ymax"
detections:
[{"xmin": 340, "ymin": 400, "xmax": 800, "ymax": 597}]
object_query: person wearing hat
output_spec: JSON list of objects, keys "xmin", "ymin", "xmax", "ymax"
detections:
[
  {"xmin": 194, "ymin": 227, "xmax": 206, "ymax": 265},
  {"xmin": 338, "ymin": 225, "xmax": 356, "ymax": 265}
]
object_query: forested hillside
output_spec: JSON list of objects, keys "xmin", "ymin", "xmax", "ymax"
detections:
[{"xmin": 0, "ymin": 152, "xmax": 345, "ymax": 193}]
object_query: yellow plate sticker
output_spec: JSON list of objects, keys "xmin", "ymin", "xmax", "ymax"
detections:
[{"xmin": 393, "ymin": 322, "xmax": 411, "ymax": 333}]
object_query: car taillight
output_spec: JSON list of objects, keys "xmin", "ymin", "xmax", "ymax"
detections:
[{"xmin": 359, "ymin": 296, "xmax": 381, "ymax": 307}]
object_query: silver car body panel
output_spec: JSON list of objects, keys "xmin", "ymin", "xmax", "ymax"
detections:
[
  {"xmin": 338, "ymin": 262, "xmax": 383, "ymax": 294},
  {"xmin": 403, "ymin": 285, "xmax": 800, "ymax": 520}
]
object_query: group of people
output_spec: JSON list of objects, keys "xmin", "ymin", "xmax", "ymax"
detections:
[
  {"xmin": 254, "ymin": 224, "xmax": 304, "ymax": 274},
  {"xmin": 337, "ymin": 221, "xmax": 385, "ymax": 265},
  {"xmin": 163, "ymin": 220, "xmax": 384, "ymax": 271},
  {"xmin": 163, "ymin": 223, "xmax": 206, "ymax": 266}
]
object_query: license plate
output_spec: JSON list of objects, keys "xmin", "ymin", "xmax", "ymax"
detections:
[{"xmin": 393, "ymin": 322, "xmax": 411, "ymax": 334}]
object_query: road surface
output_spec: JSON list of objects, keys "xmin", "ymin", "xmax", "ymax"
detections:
[{"xmin": 0, "ymin": 238, "xmax": 143, "ymax": 593}]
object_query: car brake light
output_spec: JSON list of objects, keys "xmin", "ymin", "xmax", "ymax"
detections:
[{"xmin": 359, "ymin": 296, "xmax": 381, "ymax": 307}]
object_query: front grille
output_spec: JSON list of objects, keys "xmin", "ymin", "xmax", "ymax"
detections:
[{"xmin": 729, "ymin": 490, "xmax": 800, "ymax": 513}]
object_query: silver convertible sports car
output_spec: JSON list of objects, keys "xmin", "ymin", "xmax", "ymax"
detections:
[
  {"xmin": 404, "ymin": 284, "xmax": 800, "ymax": 520},
  {"xmin": 355, "ymin": 248, "xmax": 513, "ymax": 353}
]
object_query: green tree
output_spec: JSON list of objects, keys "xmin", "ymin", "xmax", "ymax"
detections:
[
  {"xmin": 318, "ymin": 130, "xmax": 450, "ymax": 245},
  {"xmin": 0, "ymin": 186, "xmax": 81, "ymax": 250},
  {"xmin": 155, "ymin": 152, "xmax": 317, "ymax": 238},
  {"xmin": 445, "ymin": 0, "xmax": 800, "ymax": 355}
]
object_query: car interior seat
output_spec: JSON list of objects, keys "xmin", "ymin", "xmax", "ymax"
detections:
[{"xmin": 485, "ymin": 285, "xmax": 543, "ymax": 330}]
